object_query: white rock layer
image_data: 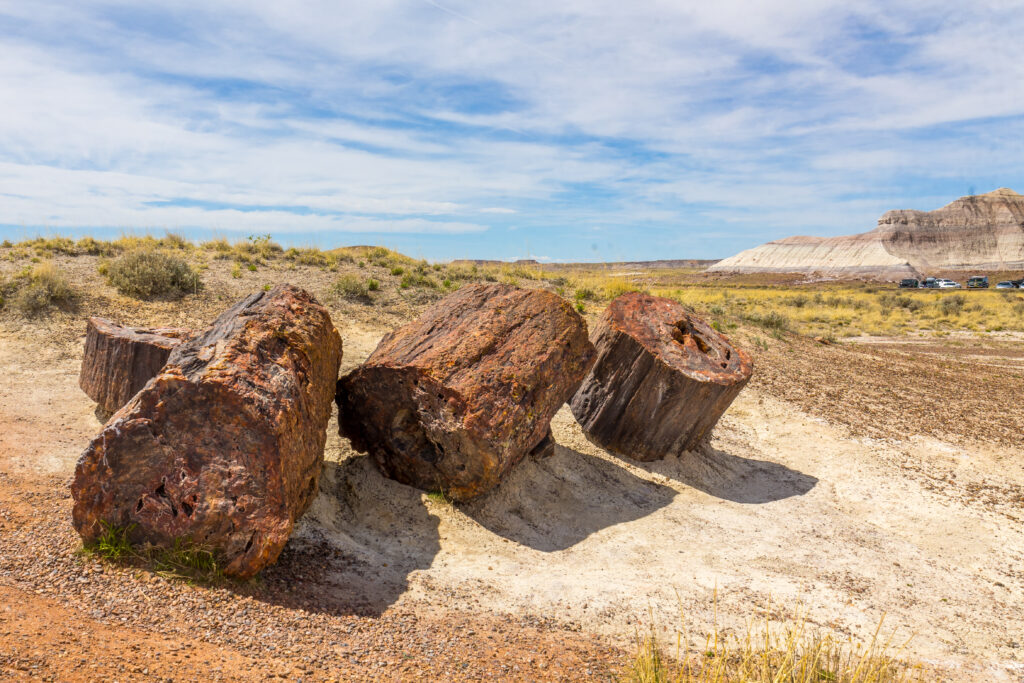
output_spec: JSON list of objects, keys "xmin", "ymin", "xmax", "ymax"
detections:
[{"xmin": 709, "ymin": 188, "xmax": 1024, "ymax": 279}]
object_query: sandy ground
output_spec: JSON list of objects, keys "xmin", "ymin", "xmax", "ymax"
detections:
[{"xmin": 2, "ymin": 316, "xmax": 1022, "ymax": 681}]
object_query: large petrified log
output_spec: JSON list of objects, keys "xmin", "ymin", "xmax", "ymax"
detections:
[
  {"xmin": 79, "ymin": 317, "xmax": 192, "ymax": 414},
  {"xmin": 570, "ymin": 292, "xmax": 752, "ymax": 461},
  {"xmin": 71, "ymin": 284, "xmax": 342, "ymax": 578},
  {"xmin": 336, "ymin": 283, "xmax": 595, "ymax": 502}
]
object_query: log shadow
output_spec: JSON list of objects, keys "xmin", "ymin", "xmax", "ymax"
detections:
[
  {"xmin": 613, "ymin": 445, "xmax": 817, "ymax": 504},
  {"xmin": 250, "ymin": 455, "xmax": 441, "ymax": 617},
  {"xmin": 459, "ymin": 443, "xmax": 676, "ymax": 552}
]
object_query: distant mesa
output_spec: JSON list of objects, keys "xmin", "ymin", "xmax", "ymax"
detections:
[{"xmin": 707, "ymin": 188, "xmax": 1024, "ymax": 280}]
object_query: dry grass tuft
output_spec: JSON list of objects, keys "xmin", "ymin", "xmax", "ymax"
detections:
[
  {"xmin": 628, "ymin": 608, "xmax": 921, "ymax": 683},
  {"xmin": 2, "ymin": 262, "xmax": 76, "ymax": 316}
]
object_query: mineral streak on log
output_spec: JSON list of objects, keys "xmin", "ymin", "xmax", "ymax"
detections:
[
  {"xmin": 337, "ymin": 283, "xmax": 595, "ymax": 502},
  {"xmin": 72, "ymin": 284, "xmax": 342, "ymax": 578},
  {"xmin": 79, "ymin": 317, "xmax": 192, "ymax": 414},
  {"xmin": 570, "ymin": 292, "xmax": 752, "ymax": 461}
]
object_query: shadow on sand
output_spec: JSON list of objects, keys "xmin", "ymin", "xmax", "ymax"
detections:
[
  {"xmin": 459, "ymin": 443, "xmax": 677, "ymax": 552},
  {"xmin": 245, "ymin": 438, "xmax": 816, "ymax": 614},
  {"xmin": 253, "ymin": 456, "xmax": 442, "ymax": 617},
  {"xmin": 617, "ymin": 444, "xmax": 818, "ymax": 504}
]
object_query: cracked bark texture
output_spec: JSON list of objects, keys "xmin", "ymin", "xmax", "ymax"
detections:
[
  {"xmin": 570, "ymin": 292, "xmax": 752, "ymax": 461},
  {"xmin": 71, "ymin": 284, "xmax": 342, "ymax": 578},
  {"xmin": 337, "ymin": 283, "xmax": 594, "ymax": 501},
  {"xmin": 78, "ymin": 317, "xmax": 192, "ymax": 414}
]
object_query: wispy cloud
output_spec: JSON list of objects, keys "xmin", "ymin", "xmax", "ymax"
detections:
[{"xmin": 1, "ymin": 1, "xmax": 1023, "ymax": 259}]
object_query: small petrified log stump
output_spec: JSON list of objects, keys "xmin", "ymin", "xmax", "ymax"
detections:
[
  {"xmin": 336, "ymin": 283, "xmax": 595, "ymax": 501},
  {"xmin": 79, "ymin": 317, "xmax": 192, "ymax": 414},
  {"xmin": 570, "ymin": 292, "xmax": 752, "ymax": 460},
  {"xmin": 71, "ymin": 284, "xmax": 342, "ymax": 578}
]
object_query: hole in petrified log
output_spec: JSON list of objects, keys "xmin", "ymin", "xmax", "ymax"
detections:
[
  {"xmin": 136, "ymin": 498, "xmax": 144, "ymax": 512},
  {"xmin": 390, "ymin": 408, "xmax": 440, "ymax": 464},
  {"xmin": 154, "ymin": 482, "xmax": 178, "ymax": 517},
  {"xmin": 179, "ymin": 470, "xmax": 187, "ymax": 481},
  {"xmin": 244, "ymin": 532, "xmax": 256, "ymax": 553},
  {"xmin": 181, "ymin": 500, "xmax": 194, "ymax": 517},
  {"xmin": 670, "ymin": 320, "xmax": 718, "ymax": 360}
]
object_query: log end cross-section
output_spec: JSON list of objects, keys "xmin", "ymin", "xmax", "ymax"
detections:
[
  {"xmin": 570, "ymin": 292, "xmax": 752, "ymax": 461},
  {"xmin": 78, "ymin": 317, "xmax": 192, "ymax": 414}
]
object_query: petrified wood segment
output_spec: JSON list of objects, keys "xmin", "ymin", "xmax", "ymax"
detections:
[
  {"xmin": 570, "ymin": 292, "xmax": 752, "ymax": 461},
  {"xmin": 336, "ymin": 283, "xmax": 595, "ymax": 502},
  {"xmin": 79, "ymin": 317, "xmax": 192, "ymax": 414},
  {"xmin": 72, "ymin": 284, "xmax": 342, "ymax": 578}
]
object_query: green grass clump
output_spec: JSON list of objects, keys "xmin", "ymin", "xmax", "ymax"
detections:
[
  {"xmin": 103, "ymin": 250, "xmax": 202, "ymax": 299},
  {"xmin": 83, "ymin": 524, "xmax": 224, "ymax": 583},
  {"xmin": 86, "ymin": 522, "xmax": 135, "ymax": 562}
]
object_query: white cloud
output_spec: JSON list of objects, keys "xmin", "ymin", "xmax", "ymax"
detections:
[{"xmin": 0, "ymin": 1, "xmax": 1022, "ymax": 255}]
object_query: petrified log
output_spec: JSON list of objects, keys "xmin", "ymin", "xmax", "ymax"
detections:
[
  {"xmin": 71, "ymin": 284, "xmax": 342, "ymax": 578},
  {"xmin": 336, "ymin": 283, "xmax": 595, "ymax": 502},
  {"xmin": 570, "ymin": 292, "xmax": 752, "ymax": 461},
  {"xmin": 79, "ymin": 317, "xmax": 192, "ymax": 414}
]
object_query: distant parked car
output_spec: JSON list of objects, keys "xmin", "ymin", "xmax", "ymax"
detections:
[
  {"xmin": 967, "ymin": 275, "xmax": 989, "ymax": 288},
  {"xmin": 937, "ymin": 279, "xmax": 961, "ymax": 289},
  {"xmin": 899, "ymin": 278, "xmax": 920, "ymax": 288},
  {"xmin": 995, "ymin": 281, "xmax": 1016, "ymax": 289},
  {"xmin": 922, "ymin": 277, "xmax": 939, "ymax": 288}
]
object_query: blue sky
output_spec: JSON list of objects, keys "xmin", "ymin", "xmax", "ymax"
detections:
[{"xmin": 1, "ymin": 1, "xmax": 1023, "ymax": 261}]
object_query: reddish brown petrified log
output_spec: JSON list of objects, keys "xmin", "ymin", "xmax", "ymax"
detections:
[
  {"xmin": 79, "ymin": 317, "xmax": 192, "ymax": 414},
  {"xmin": 72, "ymin": 284, "xmax": 342, "ymax": 578},
  {"xmin": 570, "ymin": 292, "xmax": 752, "ymax": 461},
  {"xmin": 336, "ymin": 283, "xmax": 595, "ymax": 502}
]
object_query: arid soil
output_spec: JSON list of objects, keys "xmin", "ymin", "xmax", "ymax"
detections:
[{"xmin": 1, "ymin": 254, "xmax": 1023, "ymax": 681}]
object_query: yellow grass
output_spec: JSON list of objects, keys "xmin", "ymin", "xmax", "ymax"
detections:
[
  {"xmin": 628, "ymin": 606, "xmax": 922, "ymax": 683},
  {"xmin": 655, "ymin": 286, "xmax": 1024, "ymax": 337}
]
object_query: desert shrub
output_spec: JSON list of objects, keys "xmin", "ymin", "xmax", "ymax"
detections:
[
  {"xmin": 745, "ymin": 310, "xmax": 790, "ymax": 332},
  {"xmin": 74, "ymin": 236, "xmax": 115, "ymax": 256},
  {"xmin": 877, "ymin": 294, "xmax": 923, "ymax": 312},
  {"xmin": 104, "ymin": 250, "xmax": 202, "ymax": 299},
  {"xmin": 162, "ymin": 232, "xmax": 190, "ymax": 250},
  {"xmin": 390, "ymin": 266, "xmax": 405, "ymax": 276},
  {"xmin": 203, "ymin": 238, "xmax": 233, "ymax": 258},
  {"xmin": 1, "ymin": 239, "xmax": 11, "ymax": 248},
  {"xmin": 780, "ymin": 294, "xmax": 809, "ymax": 308},
  {"xmin": 333, "ymin": 274, "xmax": 371, "ymax": 300},
  {"xmin": 400, "ymin": 273, "xmax": 438, "ymax": 290},
  {"xmin": 284, "ymin": 247, "xmax": 330, "ymax": 267},
  {"xmin": 603, "ymin": 278, "xmax": 644, "ymax": 299},
  {"xmin": 575, "ymin": 287, "xmax": 597, "ymax": 301},
  {"xmin": 9, "ymin": 262, "xmax": 75, "ymax": 315},
  {"xmin": 938, "ymin": 294, "xmax": 965, "ymax": 316},
  {"xmin": 367, "ymin": 278, "xmax": 380, "ymax": 291}
]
